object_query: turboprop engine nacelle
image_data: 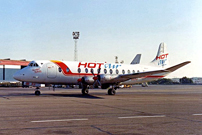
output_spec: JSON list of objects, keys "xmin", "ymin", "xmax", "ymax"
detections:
[
  {"xmin": 99, "ymin": 74, "xmax": 119, "ymax": 84},
  {"xmin": 82, "ymin": 76, "xmax": 94, "ymax": 85}
]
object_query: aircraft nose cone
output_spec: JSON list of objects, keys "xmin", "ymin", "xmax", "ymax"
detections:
[{"xmin": 13, "ymin": 71, "xmax": 23, "ymax": 81}]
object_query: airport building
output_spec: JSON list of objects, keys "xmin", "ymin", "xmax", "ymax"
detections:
[
  {"xmin": 0, "ymin": 59, "xmax": 29, "ymax": 82},
  {"xmin": 191, "ymin": 77, "xmax": 202, "ymax": 84}
]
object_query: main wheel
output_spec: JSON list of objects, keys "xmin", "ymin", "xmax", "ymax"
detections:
[
  {"xmin": 82, "ymin": 88, "xmax": 89, "ymax": 95},
  {"xmin": 35, "ymin": 90, "xmax": 41, "ymax": 96},
  {"xmin": 108, "ymin": 88, "xmax": 116, "ymax": 95},
  {"xmin": 141, "ymin": 82, "xmax": 148, "ymax": 87}
]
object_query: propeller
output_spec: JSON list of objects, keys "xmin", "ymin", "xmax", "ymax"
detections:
[{"xmin": 91, "ymin": 68, "xmax": 102, "ymax": 88}]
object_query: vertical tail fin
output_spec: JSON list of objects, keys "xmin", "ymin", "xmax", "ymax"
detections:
[
  {"xmin": 151, "ymin": 42, "xmax": 169, "ymax": 68},
  {"xmin": 130, "ymin": 54, "xmax": 141, "ymax": 64}
]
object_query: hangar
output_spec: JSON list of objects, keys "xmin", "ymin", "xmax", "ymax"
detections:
[{"xmin": 0, "ymin": 59, "xmax": 29, "ymax": 82}]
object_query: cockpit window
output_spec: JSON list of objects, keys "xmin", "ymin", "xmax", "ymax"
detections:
[
  {"xmin": 33, "ymin": 63, "xmax": 39, "ymax": 67},
  {"xmin": 29, "ymin": 63, "xmax": 33, "ymax": 67},
  {"xmin": 28, "ymin": 62, "xmax": 39, "ymax": 67}
]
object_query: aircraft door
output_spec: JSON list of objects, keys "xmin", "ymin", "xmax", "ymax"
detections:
[{"xmin": 47, "ymin": 63, "xmax": 57, "ymax": 78}]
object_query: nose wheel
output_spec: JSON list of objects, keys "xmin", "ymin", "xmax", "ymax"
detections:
[
  {"xmin": 35, "ymin": 90, "xmax": 41, "ymax": 95},
  {"xmin": 35, "ymin": 87, "xmax": 41, "ymax": 96}
]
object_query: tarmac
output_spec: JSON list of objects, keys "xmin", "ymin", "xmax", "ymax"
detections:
[{"xmin": 0, "ymin": 85, "xmax": 202, "ymax": 135}]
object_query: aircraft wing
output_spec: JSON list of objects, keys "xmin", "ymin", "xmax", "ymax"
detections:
[
  {"xmin": 119, "ymin": 70, "xmax": 168, "ymax": 79},
  {"xmin": 104, "ymin": 69, "xmax": 169, "ymax": 84},
  {"xmin": 104, "ymin": 61, "xmax": 191, "ymax": 84},
  {"xmin": 165, "ymin": 61, "xmax": 191, "ymax": 72}
]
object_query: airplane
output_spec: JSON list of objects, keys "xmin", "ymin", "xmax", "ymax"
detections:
[{"xmin": 13, "ymin": 42, "xmax": 190, "ymax": 96}]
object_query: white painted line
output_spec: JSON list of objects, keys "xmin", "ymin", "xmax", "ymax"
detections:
[
  {"xmin": 193, "ymin": 114, "xmax": 202, "ymax": 116},
  {"xmin": 118, "ymin": 115, "xmax": 166, "ymax": 119},
  {"xmin": 31, "ymin": 118, "xmax": 88, "ymax": 123}
]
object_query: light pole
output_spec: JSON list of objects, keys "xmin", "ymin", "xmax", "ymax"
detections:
[{"xmin": 72, "ymin": 32, "xmax": 80, "ymax": 61}]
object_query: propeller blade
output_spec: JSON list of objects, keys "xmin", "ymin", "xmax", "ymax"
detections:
[
  {"xmin": 93, "ymin": 81, "xmax": 96, "ymax": 88},
  {"xmin": 97, "ymin": 80, "xmax": 102, "ymax": 86},
  {"xmin": 91, "ymin": 68, "xmax": 102, "ymax": 88}
]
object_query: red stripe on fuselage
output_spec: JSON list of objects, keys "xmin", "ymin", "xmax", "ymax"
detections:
[
  {"xmin": 50, "ymin": 60, "xmax": 97, "ymax": 76},
  {"xmin": 51, "ymin": 60, "xmax": 72, "ymax": 75}
]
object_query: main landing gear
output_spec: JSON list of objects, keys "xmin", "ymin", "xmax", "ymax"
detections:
[
  {"xmin": 81, "ymin": 84, "xmax": 89, "ymax": 95},
  {"xmin": 141, "ymin": 82, "xmax": 148, "ymax": 87},
  {"xmin": 35, "ymin": 87, "xmax": 41, "ymax": 96},
  {"xmin": 108, "ymin": 86, "xmax": 118, "ymax": 95},
  {"xmin": 81, "ymin": 84, "xmax": 118, "ymax": 95}
]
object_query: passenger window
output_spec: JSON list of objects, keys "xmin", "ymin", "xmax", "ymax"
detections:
[
  {"xmin": 58, "ymin": 67, "xmax": 62, "ymax": 72},
  {"xmin": 132, "ymin": 70, "xmax": 135, "ymax": 73},
  {"xmin": 78, "ymin": 68, "xmax": 81, "ymax": 73},
  {"xmin": 137, "ymin": 70, "xmax": 140, "ymax": 73},
  {"xmin": 110, "ymin": 69, "xmax": 113, "ymax": 74},
  {"xmin": 91, "ymin": 68, "xmax": 94, "ymax": 73},
  {"xmin": 116, "ymin": 69, "xmax": 119, "ymax": 74},
  {"xmin": 128, "ymin": 70, "xmax": 130, "ymax": 74},
  {"xmin": 122, "ymin": 70, "xmax": 125, "ymax": 74},
  {"xmin": 66, "ymin": 67, "xmax": 70, "ymax": 72},
  {"xmin": 97, "ymin": 68, "xmax": 101, "ymax": 74},
  {"xmin": 85, "ymin": 68, "xmax": 88, "ymax": 73},
  {"xmin": 104, "ymin": 69, "xmax": 107, "ymax": 74}
]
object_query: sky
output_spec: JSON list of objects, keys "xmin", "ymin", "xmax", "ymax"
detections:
[{"xmin": 0, "ymin": 0, "xmax": 202, "ymax": 77}]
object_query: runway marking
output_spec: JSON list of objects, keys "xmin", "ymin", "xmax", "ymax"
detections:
[
  {"xmin": 31, "ymin": 118, "xmax": 88, "ymax": 123},
  {"xmin": 193, "ymin": 114, "xmax": 202, "ymax": 116},
  {"xmin": 118, "ymin": 115, "xmax": 166, "ymax": 119}
]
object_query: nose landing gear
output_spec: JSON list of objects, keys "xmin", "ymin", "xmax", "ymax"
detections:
[{"xmin": 35, "ymin": 87, "xmax": 41, "ymax": 95}]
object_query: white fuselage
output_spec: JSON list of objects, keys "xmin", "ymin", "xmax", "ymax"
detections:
[{"xmin": 13, "ymin": 60, "xmax": 168, "ymax": 85}]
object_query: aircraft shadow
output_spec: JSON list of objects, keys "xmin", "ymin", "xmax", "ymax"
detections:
[
  {"xmin": 0, "ymin": 93, "xmax": 104, "ymax": 99},
  {"xmin": 47, "ymin": 93, "xmax": 104, "ymax": 99}
]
